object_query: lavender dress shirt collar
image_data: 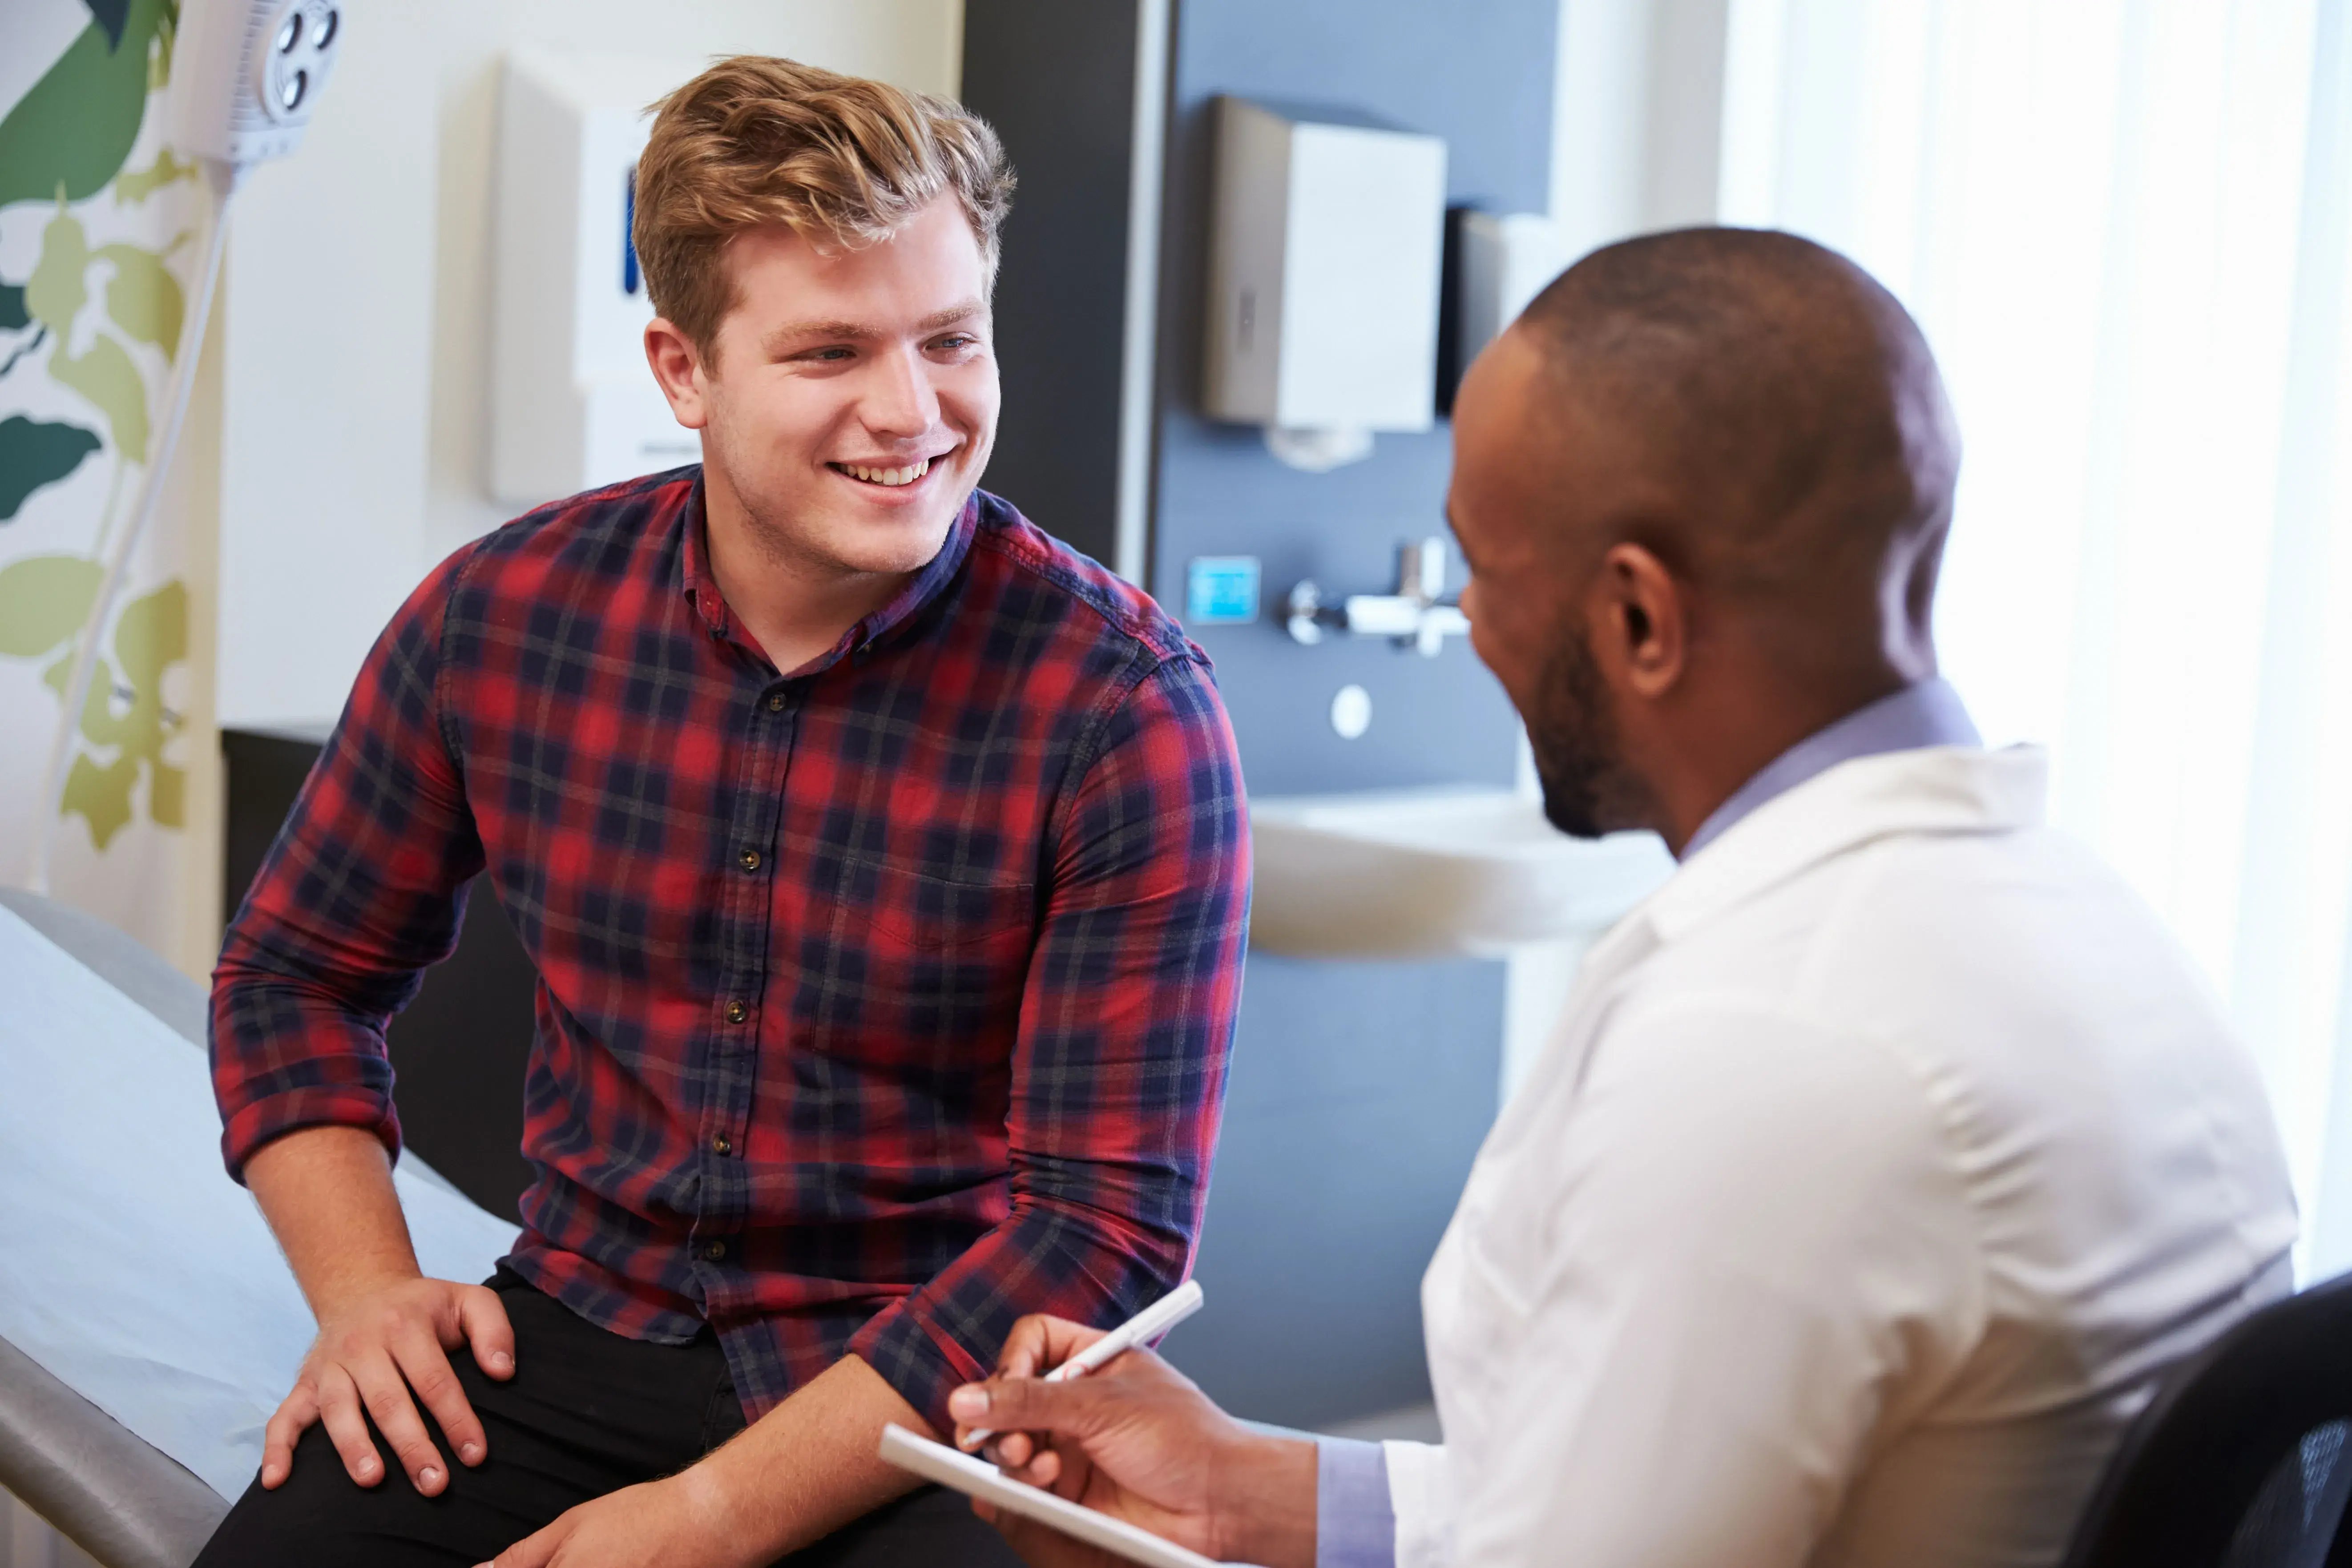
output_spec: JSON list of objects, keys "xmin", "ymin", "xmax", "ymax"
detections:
[{"xmin": 1678, "ymin": 677, "xmax": 1982, "ymax": 861}]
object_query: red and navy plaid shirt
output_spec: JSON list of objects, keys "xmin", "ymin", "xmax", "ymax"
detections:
[{"xmin": 210, "ymin": 470, "xmax": 1250, "ymax": 1432}]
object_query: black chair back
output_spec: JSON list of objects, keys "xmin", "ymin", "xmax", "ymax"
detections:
[{"xmin": 2062, "ymin": 1269, "xmax": 2352, "ymax": 1568}]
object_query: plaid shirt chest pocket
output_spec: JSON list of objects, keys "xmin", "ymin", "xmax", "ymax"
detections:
[{"xmin": 792, "ymin": 848, "xmax": 1038, "ymax": 1075}]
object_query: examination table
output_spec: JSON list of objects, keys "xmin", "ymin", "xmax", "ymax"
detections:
[{"xmin": 0, "ymin": 891, "xmax": 519, "ymax": 1568}]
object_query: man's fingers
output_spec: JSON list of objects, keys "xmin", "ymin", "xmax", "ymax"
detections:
[
  {"xmin": 350, "ymin": 1350, "xmax": 449, "ymax": 1495},
  {"xmin": 995, "ymin": 1313, "xmax": 1105, "ymax": 1380},
  {"xmin": 1002, "ymin": 1445, "xmax": 1065, "ymax": 1491},
  {"xmin": 393, "ymin": 1327, "xmax": 488, "ymax": 1469},
  {"xmin": 950, "ymin": 1369, "xmax": 1107, "ymax": 1441},
  {"xmin": 313, "ymin": 1363, "xmax": 389, "ymax": 1487},
  {"xmin": 259, "ymin": 1383, "xmax": 319, "ymax": 1489},
  {"xmin": 456, "ymin": 1285, "xmax": 517, "ymax": 1381}
]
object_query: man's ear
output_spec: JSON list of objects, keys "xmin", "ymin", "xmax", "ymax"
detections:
[
  {"xmin": 644, "ymin": 318, "xmax": 710, "ymax": 430},
  {"xmin": 1591, "ymin": 541, "xmax": 1686, "ymax": 701}
]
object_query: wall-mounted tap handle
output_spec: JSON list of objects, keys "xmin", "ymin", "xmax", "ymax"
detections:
[
  {"xmin": 1284, "ymin": 542, "xmax": 1470, "ymax": 657},
  {"xmin": 1399, "ymin": 537, "xmax": 1447, "ymax": 603},
  {"xmin": 1285, "ymin": 580, "xmax": 1338, "ymax": 644}
]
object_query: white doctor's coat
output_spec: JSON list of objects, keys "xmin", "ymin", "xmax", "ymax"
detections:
[{"xmin": 1386, "ymin": 745, "xmax": 2298, "ymax": 1568}]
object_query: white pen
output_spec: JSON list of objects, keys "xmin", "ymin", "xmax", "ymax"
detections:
[{"xmin": 960, "ymin": 1278, "xmax": 1206, "ymax": 1448}]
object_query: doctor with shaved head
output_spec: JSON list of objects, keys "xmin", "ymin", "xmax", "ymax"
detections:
[{"xmin": 943, "ymin": 229, "xmax": 2298, "ymax": 1568}]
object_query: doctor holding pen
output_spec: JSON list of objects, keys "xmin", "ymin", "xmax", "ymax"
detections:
[{"xmin": 945, "ymin": 229, "xmax": 2299, "ymax": 1568}]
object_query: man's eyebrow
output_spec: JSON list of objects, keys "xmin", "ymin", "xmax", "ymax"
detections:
[
  {"xmin": 760, "ymin": 300, "xmax": 987, "ymax": 355},
  {"xmin": 915, "ymin": 299, "xmax": 987, "ymax": 334},
  {"xmin": 762, "ymin": 318, "xmax": 878, "ymax": 351}
]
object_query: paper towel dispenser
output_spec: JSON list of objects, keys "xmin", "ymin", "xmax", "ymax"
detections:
[
  {"xmin": 1201, "ymin": 97, "xmax": 1448, "ymax": 472},
  {"xmin": 1445, "ymin": 210, "xmax": 1568, "ymax": 404}
]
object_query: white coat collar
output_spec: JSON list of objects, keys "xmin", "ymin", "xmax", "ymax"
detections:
[{"xmin": 1590, "ymin": 745, "xmax": 2049, "ymax": 972}]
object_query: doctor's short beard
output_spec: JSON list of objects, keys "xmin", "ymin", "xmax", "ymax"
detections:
[{"xmin": 1526, "ymin": 622, "xmax": 1656, "ymax": 840}]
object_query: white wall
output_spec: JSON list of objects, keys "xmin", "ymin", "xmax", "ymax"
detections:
[
  {"xmin": 215, "ymin": 0, "xmax": 963, "ymax": 727},
  {"xmin": 1549, "ymin": 0, "xmax": 1729, "ymax": 254}
]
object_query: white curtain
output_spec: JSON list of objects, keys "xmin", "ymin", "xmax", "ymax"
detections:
[{"xmin": 1716, "ymin": 0, "xmax": 2352, "ymax": 1275}]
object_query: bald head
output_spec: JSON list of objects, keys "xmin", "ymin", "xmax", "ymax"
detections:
[
  {"xmin": 1513, "ymin": 227, "xmax": 1960, "ymax": 637},
  {"xmin": 1446, "ymin": 228, "xmax": 1963, "ymax": 851}
]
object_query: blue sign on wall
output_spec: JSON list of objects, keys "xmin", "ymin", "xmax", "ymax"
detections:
[{"xmin": 1186, "ymin": 556, "xmax": 1262, "ymax": 625}]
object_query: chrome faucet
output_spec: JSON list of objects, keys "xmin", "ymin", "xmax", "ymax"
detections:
[{"xmin": 1285, "ymin": 539, "xmax": 1472, "ymax": 657}]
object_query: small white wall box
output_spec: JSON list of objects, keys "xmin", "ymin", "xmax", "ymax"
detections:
[
  {"xmin": 1202, "ymin": 97, "xmax": 1448, "ymax": 463},
  {"xmin": 492, "ymin": 50, "xmax": 708, "ymax": 507},
  {"xmin": 1454, "ymin": 211, "xmax": 1567, "ymax": 380}
]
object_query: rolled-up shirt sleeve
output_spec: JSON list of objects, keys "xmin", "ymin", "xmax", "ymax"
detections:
[
  {"xmin": 848, "ymin": 653, "xmax": 1251, "ymax": 1429},
  {"xmin": 209, "ymin": 548, "xmax": 486, "ymax": 1182}
]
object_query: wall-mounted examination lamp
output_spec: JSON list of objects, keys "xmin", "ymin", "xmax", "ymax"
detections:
[
  {"xmin": 26, "ymin": 0, "xmax": 343, "ymax": 895},
  {"xmin": 1285, "ymin": 538, "xmax": 1471, "ymax": 658}
]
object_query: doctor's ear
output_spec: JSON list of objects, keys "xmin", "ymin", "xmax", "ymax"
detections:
[
  {"xmin": 1593, "ymin": 541, "xmax": 1686, "ymax": 700},
  {"xmin": 644, "ymin": 318, "xmax": 711, "ymax": 430}
]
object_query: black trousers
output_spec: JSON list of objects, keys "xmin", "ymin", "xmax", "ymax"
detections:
[{"xmin": 193, "ymin": 1269, "xmax": 1022, "ymax": 1567}]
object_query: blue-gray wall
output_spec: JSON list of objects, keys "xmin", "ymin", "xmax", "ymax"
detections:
[
  {"xmin": 1145, "ymin": 0, "xmax": 1557, "ymax": 1428},
  {"xmin": 966, "ymin": 0, "xmax": 1557, "ymax": 1428}
]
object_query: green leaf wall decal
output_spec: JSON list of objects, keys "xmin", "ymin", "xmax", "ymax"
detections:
[
  {"xmin": 48, "ymin": 333, "xmax": 149, "ymax": 464},
  {"xmin": 0, "ymin": 553, "xmax": 103, "ymax": 657},
  {"xmin": 58, "ymin": 576, "xmax": 189, "ymax": 848},
  {"xmin": 96, "ymin": 241, "xmax": 184, "ymax": 356},
  {"xmin": 0, "ymin": 416, "xmax": 104, "ymax": 522},
  {"xmin": 115, "ymin": 147, "xmax": 197, "ymax": 203},
  {"xmin": 0, "ymin": 0, "xmax": 176, "ymax": 209},
  {"xmin": 26, "ymin": 204, "xmax": 93, "ymax": 335}
]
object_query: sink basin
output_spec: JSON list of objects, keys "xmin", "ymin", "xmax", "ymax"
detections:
[{"xmin": 1248, "ymin": 787, "xmax": 1675, "ymax": 959}]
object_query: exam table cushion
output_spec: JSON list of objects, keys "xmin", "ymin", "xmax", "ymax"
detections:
[{"xmin": 0, "ymin": 893, "xmax": 518, "ymax": 1566}]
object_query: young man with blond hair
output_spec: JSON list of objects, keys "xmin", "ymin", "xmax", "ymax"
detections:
[{"xmin": 194, "ymin": 57, "xmax": 1248, "ymax": 1568}]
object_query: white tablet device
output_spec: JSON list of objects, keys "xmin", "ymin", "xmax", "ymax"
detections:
[{"xmin": 877, "ymin": 1423, "xmax": 1251, "ymax": 1568}]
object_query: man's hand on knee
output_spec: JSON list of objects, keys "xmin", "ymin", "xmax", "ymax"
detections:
[{"xmin": 262, "ymin": 1276, "xmax": 516, "ymax": 1497}]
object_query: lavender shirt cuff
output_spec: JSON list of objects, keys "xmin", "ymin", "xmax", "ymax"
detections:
[{"xmin": 1315, "ymin": 1436, "xmax": 1397, "ymax": 1568}]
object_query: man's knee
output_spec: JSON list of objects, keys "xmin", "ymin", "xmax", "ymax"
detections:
[{"xmin": 191, "ymin": 1421, "xmax": 510, "ymax": 1568}]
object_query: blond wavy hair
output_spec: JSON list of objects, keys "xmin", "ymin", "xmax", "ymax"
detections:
[{"xmin": 633, "ymin": 56, "xmax": 1014, "ymax": 354}]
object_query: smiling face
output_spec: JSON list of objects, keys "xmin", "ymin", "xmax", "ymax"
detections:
[{"xmin": 646, "ymin": 195, "xmax": 999, "ymax": 580}]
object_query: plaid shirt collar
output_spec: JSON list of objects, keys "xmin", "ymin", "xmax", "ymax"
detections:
[{"xmin": 676, "ymin": 473, "xmax": 983, "ymax": 675}]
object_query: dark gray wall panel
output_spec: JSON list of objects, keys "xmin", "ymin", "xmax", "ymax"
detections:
[
  {"xmin": 960, "ymin": 0, "xmax": 1146, "ymax": 567},
  {"xmin": 1150, "ymin": 0, "xmax": 1555, "ymax": 796},
  {"xmin": 1142, "ymin": 0, "xmax": 1557, "ymax": 1427},
  {"xmin": 1173, "ymin": 955, "xmax": 1503, "ymax": 1425}
]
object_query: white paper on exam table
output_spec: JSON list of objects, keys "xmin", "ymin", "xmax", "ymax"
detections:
[
  {"xmin": 879, "ymin": 1424, "xmax": 1261, "ymax": 1568},
  {"xmin": 0, "ymin": 904, "xmax": 523, "ymax": 1499}
]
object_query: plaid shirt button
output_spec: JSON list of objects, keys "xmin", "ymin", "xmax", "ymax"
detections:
[
  {"xmin": 765, "ymin": 692, "xmax": 787, "ymax": 712},
  {"xmin": 725, "ymin": 1000, "xmax": 748, "ymax": 1024},
  {"xmin": 705, "ymin": 1240, "xmax": 728, "ymax": 1262},
  {"xmin": 711, "ymin": 1133, "xmax": 732, "ymax": 1156},
  {"xmin": 738, "ymin": 849, "xmax": 761, "ymax": 872}
]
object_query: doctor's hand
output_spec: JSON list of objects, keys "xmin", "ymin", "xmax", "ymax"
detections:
[
  {"xmin": 948, "ymin": 1315, "xmax": 1318, "ymax": 1568},
  {"xmin": 263, "ymin": 1274, "xmax": 515, "ymax": 1498},
  {"xmin": 477, "ymin": 1468, "xmax": 760, "ymax": 1568}
]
